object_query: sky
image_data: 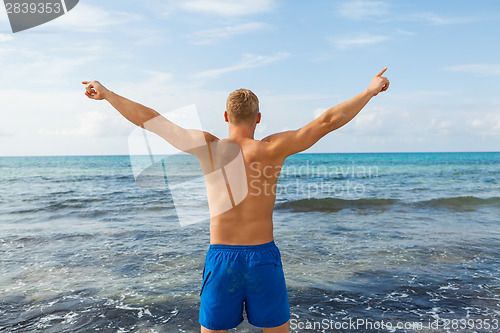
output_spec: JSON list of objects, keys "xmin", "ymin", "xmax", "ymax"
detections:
[{"xmin": 0, "ymin": 0, "xmax": 499, "ymax": 156}]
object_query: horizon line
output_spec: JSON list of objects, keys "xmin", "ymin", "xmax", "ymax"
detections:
[{"xmin": 1, "ymin": 151, "xmax": 499, "ymax": 158}]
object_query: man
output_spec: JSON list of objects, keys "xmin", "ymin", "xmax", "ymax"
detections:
[{"xmin": 82, "ymin": 68, "xmax": 390, "ymax": 332}]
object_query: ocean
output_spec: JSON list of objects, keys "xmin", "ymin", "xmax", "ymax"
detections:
[{"xmin": 0, "ymin": 152, "xmax": 499, "ymax": 332}]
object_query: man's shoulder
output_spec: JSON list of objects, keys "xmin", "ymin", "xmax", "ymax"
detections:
[
  {"xmin": 214, "ymin": 137, "xmax": 286, "ymax": 162},
  {"xmin": 216, "ymin": 137, "xmax": 272, "ymax": 148}
]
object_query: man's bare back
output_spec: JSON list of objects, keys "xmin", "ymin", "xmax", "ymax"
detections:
[{"xmin": 210, "ymin": 137, "xmax": 286, "ymax": 245}]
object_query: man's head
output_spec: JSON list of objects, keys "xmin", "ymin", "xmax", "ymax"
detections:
[{"xmin": 225, "ymin": 89, "xmax": 260, "ymax": 126}]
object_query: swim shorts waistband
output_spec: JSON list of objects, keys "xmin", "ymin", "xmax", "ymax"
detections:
[{"xmin": 209, "ymin": 240, "xmax": 276, "ymax": 252}]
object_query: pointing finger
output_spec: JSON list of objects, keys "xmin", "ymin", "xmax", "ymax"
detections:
[{"xmin": 376, "ymin": 67, "xmax": 387, "ymax": 77}]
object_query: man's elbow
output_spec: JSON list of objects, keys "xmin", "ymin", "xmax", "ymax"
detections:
[
  {"xmin": 135, "ymin": 108, "xmax": 160, "ymax": 127},
  {"xmin": 328, "ymin": 112, "xmax": 349, "ymax": 131}
]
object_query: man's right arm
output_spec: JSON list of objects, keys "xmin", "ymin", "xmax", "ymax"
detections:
[
  {"xmin": 262, "ymin": 68, "xmax": 390, "ymax": 158},
  {"xmin": 82, "ymin": 80, "xmax": 218, "ymax": 152}
]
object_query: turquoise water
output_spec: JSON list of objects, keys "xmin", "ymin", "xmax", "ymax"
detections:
[{"xmin": 0, "ymin": 153, "xmax": 499, "ymax": 332}]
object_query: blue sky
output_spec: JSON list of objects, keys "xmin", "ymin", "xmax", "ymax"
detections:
[{"xmin": 0, "ymin": 0, "xmax": 499, "ymax": 156}]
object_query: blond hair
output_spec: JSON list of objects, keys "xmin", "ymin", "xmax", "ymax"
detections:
[{"xmin": 226, "ymin": 89, "xmax": 259, "ymax": 124}]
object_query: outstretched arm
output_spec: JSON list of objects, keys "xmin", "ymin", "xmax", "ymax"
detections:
[
  {"xmin": 262, "ymin": 68, "xmax": 390, "ymax": 158},
  {"xmin": 82, "ymin": 80, "xmax": 160, "ymax": 127},
  {"xmin": 82, "ymin": 81, "xmax": 218, "ymax": 151}
]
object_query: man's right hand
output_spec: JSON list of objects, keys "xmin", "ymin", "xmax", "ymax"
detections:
[
  {"xmin": 367, "ymin": 67, "xmax": 390, "ymax": 97},
  {"xmin": 82, "ymin": 80, "xmax": 109, "ymax": 100}
]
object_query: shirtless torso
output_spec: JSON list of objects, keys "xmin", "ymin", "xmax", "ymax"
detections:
[{"xmin": 209, "ymin": 137, "xmax": 284, "ymax": 245}]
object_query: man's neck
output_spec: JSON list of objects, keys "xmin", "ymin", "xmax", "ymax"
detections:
[{"xmin": 228, "ymin": 124, "xmax": 256, "ymax": 140}]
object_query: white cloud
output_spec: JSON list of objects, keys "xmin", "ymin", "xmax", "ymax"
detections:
[
  {"xmin": 193, "ymin": 52, "xmax": 290, "ymax": 80},
  {"xmin": 388, "ymin": 90, "xmax": 460, "ymax": 101},
  {"xmin": 0, "ymin": 128, "xmax": 10, "ymax": 136},
  {"xmin": 466, "ymin": 114, "xmax": 500, "ymax": 135},
  {"xmin": 189, "ymin": 22, "xmax": 270, "ymax": 45},
  {"xmin": 349, "ymin": 108, "xmax": 387, "ymax": 134},
  {"xmin": 0, "ymin": 47, "xmax": 96, "ymax": 87},
  {"xmin": 322, "ymin": 99, "xmax": 500, "ymax": 152},
  {"xmin": 469, "ymin": 119, "xmax": 483, "ymax": 128},
  {"xmin": 340, "ymin": 106, "xmax": 427, "ymax": 138},
  {"xmin": 338, "ymin": 0, "xmax": 389, "ymax": 20},
  {"xmin": 444, "ymin": 64, "xmax": 500, "ymax": 76},
  {"xmin": 264, "ymin": 93, "xmax": 332, "ymax": 103},
  {"xmin": 409, "ymin": 12, "xmax": 479, "ymax": 25},
  {"xmin": 43, "ymin": 3, "xmax": 142, "ymax": 32},
  {"xmin": 179, "ymin": 0, "xmax": 275, "ymax": 16},
  {"xmin": 38, "ymin": 111, "xmax": 131, "ymax": 137},
  {"xmin": 0, "ymin": 4, "xmax": 8, "ymax": 23},
  {"xmin": 39, "ymin": 112, "xmax": 104, "ymax": 137},
  {"xmin": 0, "ymin": 34, "xmax": 13, "ymax": 42},
  {"xmin": 331, "ymin": 34, "xmax": 389, "ymax": 49},
  {"xmin": 425, "ymin": 118, "xmax": 455, "ymax": 136},
  {"xmin": 395, "ymin": 29, "xmax": 417, "ymax": 36},
  {"xmin": 143, "ymin": 70, "xmax": 173, "ymax": 85}
]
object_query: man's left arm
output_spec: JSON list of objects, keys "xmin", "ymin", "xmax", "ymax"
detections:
[{"xmin": 263, "ymin": 68, "xmax": 390, "ymax": 158}]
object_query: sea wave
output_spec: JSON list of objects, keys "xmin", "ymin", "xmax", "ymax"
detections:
[
  {"xmin": 276, "ymin": 198, "xmax": 399, "ymax": 212},
  {"xmin": 276, "ymin": 196, "xmax": 500, "ymax": 212},
  {"xmin": 420, "ymin": 196, "xmax": 500, "ymax": 210}
]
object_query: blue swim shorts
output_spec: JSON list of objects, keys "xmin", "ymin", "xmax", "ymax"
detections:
[{"xmin": 199, "ymin": 240, "xmax": 290, "ymax": 330}]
